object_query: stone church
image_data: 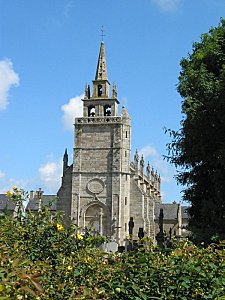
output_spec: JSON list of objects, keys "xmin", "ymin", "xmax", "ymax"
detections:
[{"xmin": 57, "ymin": 41, "xmax": 162, "ymax": 245}]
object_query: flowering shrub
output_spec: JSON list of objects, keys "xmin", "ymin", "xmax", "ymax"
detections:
[{"xmin": 0, "ymin": 189, "xmax": 225, "ymax": 299}]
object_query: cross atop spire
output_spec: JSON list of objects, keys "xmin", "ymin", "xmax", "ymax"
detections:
[
  {"xmin": 95, "ymin": 41, "xmax": 108, "ymax": 81},
  {"xmin": 100, "ymin": 25, "xmax": 106, "ymax": 42}
]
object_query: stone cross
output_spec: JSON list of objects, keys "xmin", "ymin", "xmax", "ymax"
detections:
[{"xmin": 36, "ymin": 188, "xmax": 43, "ymax": 212}]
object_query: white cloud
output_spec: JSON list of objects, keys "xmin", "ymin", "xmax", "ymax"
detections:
[
  {"xmin": 38, "ymin": 160, "xmax": 62, "ymax": 193},
  {"xmin": 139, "ymin": 145, "xmax": 158, "ymax": 158},
  {"xmin": 0, "ymin": 174, "xmax": 36, "ymax": 194},
  {"xmin": 0, "ymin": 156, "xmax": 62, "ymax": 194},
  {"xmin": 61, "ymin": 94, "xmax": 83, "ymax": 130},
  {"xmin": 0, "ymin": 59, "xmax": 20, "ymax": 110},
  {"xmin": 152, "ymin": 0, "xmax": 182, "ymax": 11}
]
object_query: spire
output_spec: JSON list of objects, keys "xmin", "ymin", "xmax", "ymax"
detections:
[
  {"xmin": 63, "ymin": 148, "xmax": 68, "ymax": 174},
  {"xmin": 95, "ymin": 42, "xmax": 108, "ymax": 81}
]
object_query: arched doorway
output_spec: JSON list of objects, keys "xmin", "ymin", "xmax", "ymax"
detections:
[{"xmin": 84, "ymin": 203, "xmax": 108, "ymax": 235}]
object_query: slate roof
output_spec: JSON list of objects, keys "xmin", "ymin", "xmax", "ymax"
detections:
[
  {"xmin": 155, "ymin": 203, "xmax": 179, "ymax": 220},
  {"xmin": 26, "ymin": 195, "xmax": 57, "ymax": 211},
  {"xmin": 0, "ymin": 194, "xmax": 16, "ymax": 211},
  {"xmin": 155, "ymin": 203, "xmax": 190, "ymax": 221}
]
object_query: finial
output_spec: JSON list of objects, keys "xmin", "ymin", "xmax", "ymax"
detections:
[
  {"xmin": 100, "ymin": 25, "xmax": 106, "ymax": 42},
  {"xmin": 64, "ymin": 148, "xmax": 68, "ymax": 157},
  {"xmin": 112, "ymin": 83, "xmax": 117, "ymax": 98},
  {"xmin": 84, "ymin": 83, "xmax": 90, "ymax": 99},
  {"xmin": 134, "ymin": 149, "xmax": 139, "ymax": 162},
  {"xmin": 146, "ymin": 161, "xmax": 151, "ymax": 175},
  {"xmin": 140, "ymin": 154, "xmax": 144, "ymax": 168}
]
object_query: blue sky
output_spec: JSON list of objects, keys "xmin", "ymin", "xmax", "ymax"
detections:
[{"xmin": 0, "ymin": 0, "xmax": 224, "ymax": 203}]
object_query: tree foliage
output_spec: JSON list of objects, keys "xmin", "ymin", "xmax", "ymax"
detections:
[
  {"xmin": 1, "ymin": 189, "xmax": 225, "ymax": 299},
  {"xmin": 167, "ymin": 19, "xmax": 225, "ymax": 243}
]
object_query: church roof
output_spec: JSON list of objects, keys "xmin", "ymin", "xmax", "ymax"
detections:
[
  {"xmin": 0, "ymin": 194, "xmax": 16, "ymax": 211},
  {"xmin": 155, "ymin": 203, "xmax": 179, "ymax": 220},
  {"xmin": 26, "ymin": 195, "xmax": 57, "ymax": 211},
  {"xmin": 95, "ymin": 41, "xmax": 108, "ymax": 81}
]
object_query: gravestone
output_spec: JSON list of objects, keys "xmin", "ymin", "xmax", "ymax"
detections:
[
  {"xmin": 99, "ymin": 241, "xmax": 118, "ymax": 253},
  {"xmin": 106, "ymin": 241, "xmax": 118, "ymax": 252}
]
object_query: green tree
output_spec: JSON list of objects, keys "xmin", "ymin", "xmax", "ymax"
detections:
[{"xmin": 167, "ymin": 19, "xmax": 225, "ymax": 243}]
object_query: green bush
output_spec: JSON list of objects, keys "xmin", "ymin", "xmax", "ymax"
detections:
[{"xmin": 1, "ymin": 188, "xmax": 225, "ymax": 299}]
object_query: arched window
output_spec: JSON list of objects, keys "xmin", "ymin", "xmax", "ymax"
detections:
[
  {"xmin": 88, "ymin": 105, "xmax": 95, "ymax": 117},
  {"xmin": 104, "ymin": 105, "xmax": 112, "ymax": 116},
  {"xmin": 98, "ymin": 84, "xmax": 102, "ymax": 96}
]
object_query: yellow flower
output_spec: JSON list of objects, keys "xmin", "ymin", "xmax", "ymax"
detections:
[
  {"xmin": 77, "ymin": 233, "xmax": 83, "ymax": 240},
  {"xmin": 56, "ymin": 223, "xmax": 64, "ymax": 231},
  {"xmin": 67, "ymin": 265, "xmax": 73, "ymax": 271},
  {"xmin": 13, "ymin": 185, "xmax": 18, "ymax": 191},
  {"xmin": 84, "ymin": 257, "xmax": 92, "ymax": 262},
  {"xmin": 5, "ymin": 191, "xmax": 12, "ymax": 197}
]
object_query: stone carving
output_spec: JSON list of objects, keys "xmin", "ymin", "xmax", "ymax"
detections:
[
  {"xmin": 87, "ymin": 178, "xmax": 104, "ymax": 194},
  {"xmin": 76, "ymin": 117, "xmax": 122, "ymax": 124}
]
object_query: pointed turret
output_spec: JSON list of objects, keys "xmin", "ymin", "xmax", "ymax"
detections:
[
  {"xmin": 121, "ymin": 106, "xmax": 130, "ymax": 119},
  {"xmin": 146, "ymin": 162, "xmax": 151, "ymax": 179},
  {"xmin": 140, "ymin": 154, "xmax": 145, "ymax": 177},
  {"xmin": 95, "ymin": 41, "xmax": 108, "ymax": 81},
  {"xmin": 63, "ymin": 148, "xmax": 68, "ymax": 174}
]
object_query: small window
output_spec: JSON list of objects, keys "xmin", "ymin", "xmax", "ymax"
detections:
[
  {"xmin": 104, "ymin": 105, "xmax": 112, "ymax": 116},
  {"xmin": 125, "ymin": 223, "xmax": 127, "ymax": 231},
  {"xmin": 125, "ymin": 197, "xmax": 127, "ymax": 205},
  {"xmin": 98, "ymin": 84, "xmax": 102, "ymax": 96},
  {"xmin": 125, "ymin": 151, "xmax": 127, "ymax": 157},
  {"xmin": 125, "ymin": 131, "xmax": 128, "ymax": 138},
  {"xmin": 88, "ymin": 106, "xmax": 95, "ymax": 117}
]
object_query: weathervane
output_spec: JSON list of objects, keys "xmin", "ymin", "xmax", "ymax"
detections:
[{"xmin": 100, "ymin": 25, "xmax": 106, "ymax": 42}]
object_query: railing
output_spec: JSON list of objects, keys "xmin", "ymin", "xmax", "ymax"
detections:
[{"xmin": 75, "ymin": 117, "xmax": 122, "ymax": 124}]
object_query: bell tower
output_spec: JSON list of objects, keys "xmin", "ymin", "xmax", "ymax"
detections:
[
  {"xmin": 82, "ymin": 42, "xmax": 119, "ymax": 118},
  {"xmin": 71, "ymin": 41, "xmax": 131, "ymax": 244}
]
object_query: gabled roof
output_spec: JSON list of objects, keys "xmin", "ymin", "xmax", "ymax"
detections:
[
  {"xmin": 26, "ymin": 195, "xmax": 57, "ymax": 211},
  {"xmin": 0, "ymin": 194, "xmax": 16, "ymax": 211},
  {"xmin": 155, "ymin": 203, "xmax": 179, "ymax": 220}
]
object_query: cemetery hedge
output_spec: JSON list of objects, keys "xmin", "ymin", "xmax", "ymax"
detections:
[{"xmin": 1, "ymin": 190, "xmax": 225, "ymax": 299}]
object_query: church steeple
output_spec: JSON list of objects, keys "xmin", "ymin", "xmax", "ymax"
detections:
[
  {"xmin": 95, "ymin": 41, "xmax": 108, "ymax": 81},
  {"xmin": 92, "ymin": 42, "xmax": 110, "ymax": 99},
  {"xmin": 82, "ymin": 42, "xmax": 119, "ymax": 117}
]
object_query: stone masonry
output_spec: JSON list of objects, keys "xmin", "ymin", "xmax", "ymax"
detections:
[{"xmin": 57, "ymin": 42, "xmax": 161, "ymax": 245}]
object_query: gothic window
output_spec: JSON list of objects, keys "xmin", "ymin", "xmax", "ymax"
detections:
[
  {"xmin": 104, "ymin": 105, "xmax": 111, "ymax": 116},
  {"xmin": 98, "ymin": 84, "xmax": 102, "ymax": 96},
  {"xmin": 125, "ymin": 197, "xmax": 127, "ymax": 205},
  {"xmin": 88, "ymin": 105, "xmax": 95, "ymax": 117}
]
